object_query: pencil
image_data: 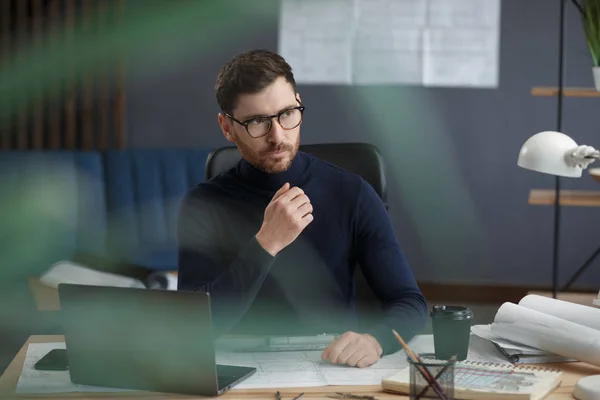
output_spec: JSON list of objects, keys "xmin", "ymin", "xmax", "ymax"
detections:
[
  {"xmin": 392, "ymin": 330, "xmax": 448, "ymax": 400},
  {"xmin": 416, "ymin": 355, "xmax": 456, "ymax": 399}
]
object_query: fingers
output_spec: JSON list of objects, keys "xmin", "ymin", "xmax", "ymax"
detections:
[
  {"xmin": 272, "ymin": 182, "xmax": 291, "ymax": 201},
  {"xmin": 297, "ymin": 202, "xmax": 313, "ymax": 217},
  {"xmin": 321, "ymin": 332, "xmax": 381, "ymax": 368},
  {"xmin": 346, "ymin": 351, "xmax": 370, "ymax": 367},
  {"xmin": 290, "ymin": 193, "xmax": 310, "ymax": 210},
  {"xmin": 322, "ymin": 333, "xmax": 354, "ymax": 363},
  {"xmin": 335, "ymin": 345, "xmax": 359, "ymax": 365},
  {"xmin": 356, "ymin": 355, "xmax": 378, "ymax": 368},
  {"xmin": 346, "ymin": 352, "xmax": 364, "ymax": 367},
  {"xmin": 271, "ymin": 183, "xmax": 304, "ymax": 203}
]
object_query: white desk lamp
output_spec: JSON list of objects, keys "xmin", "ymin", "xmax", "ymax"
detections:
[
  {"xmin": 518, "ymin": 131, "xmax": 599, "ymax": 177},
  {"xmin": 518, "ymin": 131, "xmax": 600, "ymax": 400}
]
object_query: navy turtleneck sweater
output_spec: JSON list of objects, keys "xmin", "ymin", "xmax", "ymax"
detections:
[{"xmin": 177, "ymin": 151, "xmax": 427, "ymax": 354}]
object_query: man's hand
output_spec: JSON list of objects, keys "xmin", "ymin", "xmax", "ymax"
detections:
[
  {"xmin": 255, "ymin": 182, "xmax": 314, "ymax": 256},
  {"xmin": 321, "ymin": 332, "xmax": 383, "ymax": 368}
]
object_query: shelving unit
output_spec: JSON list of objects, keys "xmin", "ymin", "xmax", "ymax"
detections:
[
  {"xmin": 528, "ymin": 84, "xmax": 600, "ymax": 211},
  {"xmin": 529, "ymin": 82, "xmax": 600, "ymax": 294},
  {"xmin": 525, "ymin": 0, "xmax": 600, "ymax": 297}
]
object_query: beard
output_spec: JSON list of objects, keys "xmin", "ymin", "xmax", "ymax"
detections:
[{"xmin": 236, "ymin": 133, "xmax": 300, "ymax": 173}]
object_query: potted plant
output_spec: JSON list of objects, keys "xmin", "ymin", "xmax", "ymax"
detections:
[{"xmin": 572, "ymin": 0, "xmax": 600, "ymax": 90}]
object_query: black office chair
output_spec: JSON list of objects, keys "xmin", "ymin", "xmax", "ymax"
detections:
[
  {"xmin": 204, "ymin": 143, "xmax": 388, "ymax": 326},
  {"xmin": 205, "ymin": 142, "xmax": 387, "ymax": 209}
]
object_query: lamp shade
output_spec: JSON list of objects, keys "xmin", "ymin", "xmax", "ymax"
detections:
[{"xmin": 517, "ymin": 131, "xmax": 582, "ymax": 178}]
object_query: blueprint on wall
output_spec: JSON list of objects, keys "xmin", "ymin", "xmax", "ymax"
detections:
[{"xmin": 278, "ymin": 0, "xmax": 501, "ymax": 87}]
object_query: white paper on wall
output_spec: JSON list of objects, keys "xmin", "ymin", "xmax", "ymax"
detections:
[
  {"xmin": 278, "ymin": 0, "xmax": 354, "ymax": 84},
  {"xmin": 278, "ymin": 0, "xmax": 501, "ymax": 87}
]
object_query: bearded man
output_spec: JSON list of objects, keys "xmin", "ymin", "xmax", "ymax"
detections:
[{"xmin": 177, "ymin": 49, "xmax": 427, "ymax": 368}]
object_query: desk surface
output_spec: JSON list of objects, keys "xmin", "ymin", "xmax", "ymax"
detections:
[{"xmin": 1, "ymin": 336, "xmax": 600, "ymax": 399}]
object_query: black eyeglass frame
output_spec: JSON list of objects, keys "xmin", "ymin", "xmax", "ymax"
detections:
[{"xmin": 224, "ymin": 103, "xmax": 305, "ymax": 138}]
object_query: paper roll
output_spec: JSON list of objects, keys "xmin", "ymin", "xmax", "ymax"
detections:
[
  {"xmin": 491, "ymin": 302, "xmax": 600, "ymax": 367},
  {"xmin": 519, "ymin": 295, "xmax": 600, "ymax": 330}
]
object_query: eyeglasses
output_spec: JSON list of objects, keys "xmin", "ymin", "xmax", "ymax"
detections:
[{"xmin": 225, "ymin": 105, "xmax": 305, "ymax": 138}]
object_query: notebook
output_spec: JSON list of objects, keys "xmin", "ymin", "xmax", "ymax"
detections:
[{"xmin": 381, "ymin": 360, "xmax": 563, "ymax": 400}]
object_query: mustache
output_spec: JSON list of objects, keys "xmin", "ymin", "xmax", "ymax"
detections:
[{"xmin": 264, "ymin": 144, "xmax": 292, "ymax": 154}]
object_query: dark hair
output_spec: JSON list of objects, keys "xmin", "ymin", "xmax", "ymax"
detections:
[{"xmin": 215, "ymin": 49, "xmax": 296, "ymax": 115}]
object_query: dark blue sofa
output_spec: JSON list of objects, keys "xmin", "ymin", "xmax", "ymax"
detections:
[
  {"xmin": 103, "ymin": 149, "xmax": 212, "ymax": 271},
  {"xmin": 0, "ymin": 148, "xmax": 213, "ymax": 281},
  {"xmin": 0, "ymin": 151, "xmax": 108, "ymax": 277}
]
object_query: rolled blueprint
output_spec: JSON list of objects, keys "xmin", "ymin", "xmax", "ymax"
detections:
[
  {"xmin": 491, "ymin": 302, "xmax": 600, "ymax": 367},
  {"xmin": 519, "ymin": 295, "xmax": 600, "ymax": 330}
]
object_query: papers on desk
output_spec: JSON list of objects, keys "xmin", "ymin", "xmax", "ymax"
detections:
[
  {"xmin": 227, "ymin": 334, "xmax": 509, "ymax": 389},
  {"xmin": 16, "ymin": 342, "xmax": 127, "ymax": 394},
  {"xmin": 470, "ymin": 324, "xmax": 576, "ymax": 364},
  {"xmin": 471, "ymin": 294, "xmax": 600, "ymax": 366},
  {"xmin": 40, "ymin": 261, "xmax": 145, "ymax": 289},
  {"xmin": 16, "ymin": 334, "xmax": 507, "ymax": 394},
  {"xmin": 216, "ymin": 347, "xmax": 404, "ymax": 388},
  {"xmin": 39, "ymin": 260, "xmax": 177, "ymax": 291}
]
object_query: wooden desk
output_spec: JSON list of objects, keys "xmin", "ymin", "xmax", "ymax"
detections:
[{"xmin": 1, "ymin": 336, "xmax": 599, "ymax": 399}]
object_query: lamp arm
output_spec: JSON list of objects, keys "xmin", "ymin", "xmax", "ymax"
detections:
[{"xmin": 565, "ymin": 145, "xmax": 600, "ymax": 169}]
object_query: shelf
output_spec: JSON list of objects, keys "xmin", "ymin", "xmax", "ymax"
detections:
[
  {"xmin": 529, "ymin": 189, "xmax": 600, "ymax": 206},
  {"xmin": 531, "ymin": 86, "xmax": 600, "ymax": 97}
]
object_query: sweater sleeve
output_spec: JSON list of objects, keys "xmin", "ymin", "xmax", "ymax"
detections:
[
  {"xmin": 353, "ymin": 180, "xmax": 428, "ymax": 354},
  {"xmin": 177, "ymin": 191, "xmax": 276, "ymax": 337}
]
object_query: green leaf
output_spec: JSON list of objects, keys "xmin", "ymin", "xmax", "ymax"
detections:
[{"xmin": 581, "ymin": 0, "xmax": 600, "ymax": 66}]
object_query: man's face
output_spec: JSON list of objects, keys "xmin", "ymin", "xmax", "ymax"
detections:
[{"xmin": 218, "ymin": 76, "xmax": 301, "ymax": 173}]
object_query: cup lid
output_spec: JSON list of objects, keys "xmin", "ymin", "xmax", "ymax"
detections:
[{"xmin": 430, "ymin": 305, "xmax": 473, "ymax": 319}]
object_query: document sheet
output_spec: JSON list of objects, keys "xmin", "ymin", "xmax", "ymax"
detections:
[
  {"xmin": 16, "ymin": 335, "xmax": 507, "ymax": 393},
  {"xmin": 278, "ymin": 0, "xmax": 501, "ymax": 87}
]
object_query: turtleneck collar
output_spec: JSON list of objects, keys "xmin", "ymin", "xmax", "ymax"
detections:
[{"xmin": 236, "ymin": 151, "xmax": 309, "ymax": 192}]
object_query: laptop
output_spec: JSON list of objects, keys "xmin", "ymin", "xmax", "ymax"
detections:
[{"xmin": 57, "ymin": 283, "xmax": 256, "ymax": 396}]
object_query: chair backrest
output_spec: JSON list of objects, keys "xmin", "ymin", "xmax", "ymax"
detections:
[{"xmin": 205, "ymin": 142, "xmax": 387, "ymax": 207}]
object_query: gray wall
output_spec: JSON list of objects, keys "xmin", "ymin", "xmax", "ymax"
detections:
[{"xmin": 126, "ymin": 0, "xmax": 600, "ymax": 290}]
